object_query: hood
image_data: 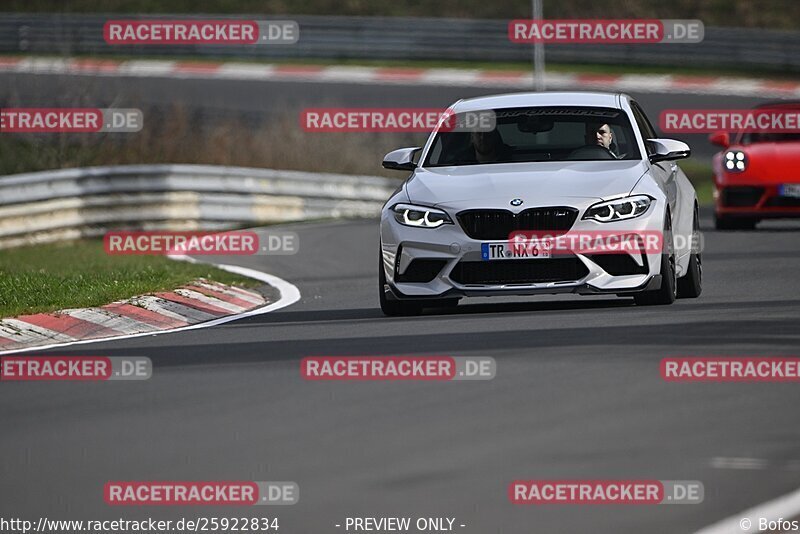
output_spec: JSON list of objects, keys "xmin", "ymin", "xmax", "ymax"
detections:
[
  {"xmin": 719, "ymin": 142, "xmax": 800, "ymax": 182},
  {"xmin": 406, "ymin": 160, "xmax": 648, "ymax": 210}
]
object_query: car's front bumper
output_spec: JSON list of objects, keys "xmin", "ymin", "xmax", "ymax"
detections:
[
  {"xmin": 714, "ymin": 171, "xmax": 800, "ymax": 218},
  {"xmin": 380, "ymin": 204, "xmax": 666, "ymax": 300}
]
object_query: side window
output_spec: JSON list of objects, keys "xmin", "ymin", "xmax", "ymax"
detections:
[{"xmin": 630, "ymin": 101, "xmax": 657, "ymax": 139}]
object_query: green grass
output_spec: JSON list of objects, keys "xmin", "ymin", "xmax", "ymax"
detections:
[{"xmin": 0, "ymin": 240, "xmax": 259, "ymax": 318}]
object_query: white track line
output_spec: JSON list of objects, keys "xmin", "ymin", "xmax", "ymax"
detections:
[
  {"xmin": 0, "ymin": 256, "xmax": 301, "ymax": 355},
  {"xmin": 695, "ymin": 487, "xmax": 800, "ymax": 533}
]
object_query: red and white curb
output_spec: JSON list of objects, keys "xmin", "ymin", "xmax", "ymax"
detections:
[
  {"xmin": 2, "ymin": 56, "xmax": 799, "ymax": 99},
  {"xmin": 0, "ymin": 257, "xmax": 301, "ymax": 355}
]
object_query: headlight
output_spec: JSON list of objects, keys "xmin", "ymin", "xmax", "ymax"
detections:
[
  {"xmin": 583, "ymin": 195, "xmax": 653, "ymax": 223},
  {"xmin": 724, "ymin": 150, "xmax": 747, "ymax": 172},
  {"xmin": 392, "ymin": 203, "xmax": 453, "ymax": 228}
]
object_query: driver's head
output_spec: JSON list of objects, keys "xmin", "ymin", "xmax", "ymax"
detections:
[
  {"xmin": 594, "ymin": 123, "xmax": 614, "ymax": 149},
  {"xmin": 470, "ymin": 129, "xmax": 502, "ymax": 155}
]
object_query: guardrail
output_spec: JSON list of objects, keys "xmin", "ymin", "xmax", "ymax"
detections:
[
  {"xmin": 0, "ymin": 164, "xmax": 396, "ymax": 249},
  {"xmin": 1, "ymin": 14, "xmax": 800, "ymax": 72}
]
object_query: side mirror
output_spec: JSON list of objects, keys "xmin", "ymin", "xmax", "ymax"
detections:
[
  {"xmin": 382, "ymin": 147, "xmax": 421, "ymax": 171},
  {"xmin": 646, "ymin": 138, "xmax": 691, "ymax": 163},
  {"xmin": 709, "ymin": 131, "xmax": 730, "ymax": 148}
]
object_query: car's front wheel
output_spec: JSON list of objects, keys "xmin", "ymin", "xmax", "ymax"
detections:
[
  {"xmin": 677, "ymin": 204, "xmax": 702, "ymax": 299},
  {"xmin": 634, "ymin": 214, "xmax": 677, "ymax": 306}
]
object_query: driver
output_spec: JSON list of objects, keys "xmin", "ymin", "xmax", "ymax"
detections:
[
  {"xmin": 587, "ymin": 123, "xmax": 619, "ymax": 157},
  {"xmin": 468, "ymin": 128, "xmax": 513, "ymax": 164}
]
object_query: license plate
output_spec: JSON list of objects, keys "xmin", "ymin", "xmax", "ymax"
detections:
[
  {"xmin": 779, "ymin": 184, "xmax": 800, "ymax": 198},
  {"xmin": 481, "ymin": 242, "xmax": 551, "ymax": 260}
]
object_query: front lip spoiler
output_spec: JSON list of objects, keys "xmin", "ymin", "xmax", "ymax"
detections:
[{"xmin": 384, "ymin": 275, "xmax": 661, "ymax": 300}]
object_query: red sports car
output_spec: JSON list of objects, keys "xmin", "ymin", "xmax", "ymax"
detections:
[{"xmin": 710, "ymin": 102, "xmax": 800, "ymax": 230}]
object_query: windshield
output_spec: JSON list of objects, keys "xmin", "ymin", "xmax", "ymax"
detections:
[{"xmin": 423, "ymin": 106, "xmax": 641, "ymax": 167}]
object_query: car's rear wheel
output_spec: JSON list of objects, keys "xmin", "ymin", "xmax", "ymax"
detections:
[
  {"xmin": 714, "ymin": 213, "xmax": 757, "ymax": 230},
  {"xmin": 634, "ymin": 214, "xmax": 677, "ymax": 306},
  {"xmin": 677, "ymin": 205, "xmax": 702, "ymax": 299},
  {"xmin": 379, "ymin": 251, "xmax": 423, "ymax": 316}
]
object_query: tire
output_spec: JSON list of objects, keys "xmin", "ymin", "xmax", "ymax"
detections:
[
  {"xmin": 378, "ymin": 251, "xmax": 423, "ymax": 317},
  {"xmin": 715, "ymin": 213, "xmax": 757, "ymax": 230},
  {"xmin": 634, "ymin": 214, "xmax": 677, "ymax": 306},
  {"xmin": 677, "ymin": 205, "xmax": 702, "ymax": 299}
]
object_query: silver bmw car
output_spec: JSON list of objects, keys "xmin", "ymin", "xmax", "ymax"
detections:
[{"xmin": 379, "ymin": 92, "xmax": 702, "ymax": 316}]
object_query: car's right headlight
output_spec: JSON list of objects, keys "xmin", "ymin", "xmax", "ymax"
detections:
[
  {"xmin": 392, "ymin": 203, "xmax": 453, "ymax": 228},
  {"xmin": 583, "ymin": 195, "xmax": 653, "ymax": 223}
]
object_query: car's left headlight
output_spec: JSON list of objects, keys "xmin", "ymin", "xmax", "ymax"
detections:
[
  {"xmin": 724, "ymin": 150, "xmax": 747, "ymax": 172},
  {"xmin": 392, "ymin": 203, "xmax": 453, "ymax": 228},
  {"xmin": 583, "ymin": 195, "xmax": 653, "ymax": 222}
]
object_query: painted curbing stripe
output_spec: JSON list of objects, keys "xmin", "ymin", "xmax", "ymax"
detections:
[
  {"xmin": 0, "ymin": 259, "xmax": 301, "ymax": 356},
  {"xmin": 0, "ymin": 335, "xmax": 20, "ymax": 349},
  {"xmin": 173, "ymin": 61, "xmax": 222, "ymax": 73},
  {"xmin": 173, "ymin": 288, "xmax": 247, "ymax": 313},
  {"xmin": 3, "ymin": 56, "xmax": 800, "ymax": 98},
  {"xmin": 0, "ymin": 319, "xmax": 76, "ymax": 343},
  {"xmin": 14, "ymin": 313, "xmax": 120, "ymax": 340},
  {"xmin": 117, "ymin": 60, "xmax": 177, "ymax": 76},
  {"xmin": 68, "ymin": 58, "xmax": 121, "ymax": 72},
  {"xmin": 129, "ymin": 295, "xmax": 219, "ymax": 323},
  {"xmin": 154, "ymin": 291, "xmax": 231, "ymax": 316},
  {"xmin": 217, "ymin": 63, "xmax": 275, "ymax": 79},
  {"xmin": 0, "ymin": 324, "xmax": 46, "ymax": 345},
  {"xmin": 695, "ymin": 486, "xmax": 800, "ymax": 534},
  {"xmin": 101, "ymin": 302, "xmax": 190, "ymax": 329},
  {"xmin": 63, "ymin": 308, "xmax": 158, "ymax": 335},
  {"xmin": 191, "ymin": 280, "xmax": 264, "ymax": 304},
  {"xmin": 185, "ymin": 284, "xmax": 260, "ymax": 309},
  {"xmin": 319, "ymin": 65, "xmax": 380, "ymax": 83},
  {"xmin": 201, "ymin": 280, "xmax": 265, "ymax": 302}
]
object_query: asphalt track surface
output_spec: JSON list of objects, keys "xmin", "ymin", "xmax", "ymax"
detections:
[
  {"xmin": 2, "ymin": 213, "xmax": 800, "ymax": 533},
  {"xmin": 1, "ymin": 73, "xmax": 800, "ymax": 532}
]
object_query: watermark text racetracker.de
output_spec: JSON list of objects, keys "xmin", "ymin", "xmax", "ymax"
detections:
[
  {"xmin": 508, "ymin": 19, "xmax": 704, "ymax": 44},
  {"xmin": 0, "ymin": 108, "xmax": 142, "ymax": 133},
  {"xmin": 104, "ymin": 20, "xmax": 298, "ymax": 45},
  {"xmin": 506, "ymin": 230, "xmax": 704, "ymax": 258},
  {"xmin": 0, "ymin": 356, "xmax": 151, "ymax": 381},
  {"xmin": 103, "ymin": 231, "xmax": 298, "ymax": 256},
  {"xmin": 660, "ymin": 109, "xmax": 800, "ymax": 133},
  {"xmin": 104, "ymin": 481, "xmax": 298, "ymax": 506},
  {"xmin": 301, "ymin": 356, "xmax": 496, "ymax": 381},
  {"xmin": 300, "ymin": 108, "xmax": 496, "ymax": 133},
  {"xmin": 509, "ymin": 480, "xmax": 704, "ymax": 505},
  {"xmin": 661, "ymin": 357, "xmax": 800, "ymax": 382}
]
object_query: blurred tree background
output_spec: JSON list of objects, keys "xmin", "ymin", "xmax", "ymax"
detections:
[{"xmin": 1, "ymin": 0, "xmax": 798, "ymax": 30}]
